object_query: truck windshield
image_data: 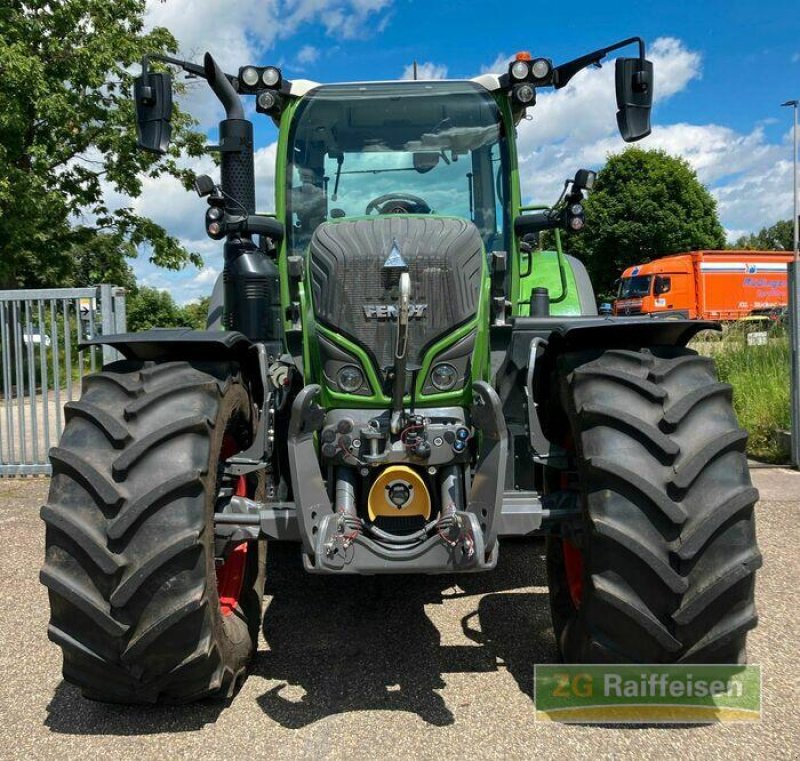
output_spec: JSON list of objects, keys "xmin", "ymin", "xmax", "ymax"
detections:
[
  {"xmin": 619, "ymin": 275, "xmax": 652, "ymax": 298},
  {"xmin": 285, "ymin": 81, "xmax": 508, "ymax": 256}
]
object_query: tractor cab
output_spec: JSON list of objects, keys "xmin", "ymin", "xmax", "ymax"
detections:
[{"xmin": 284, "ymin": 80, "xmax": 509, "ymax": 257}]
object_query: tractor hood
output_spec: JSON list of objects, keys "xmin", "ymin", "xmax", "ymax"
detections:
[{"xmin": 309, "ymin": 216, "xmax": 482, "ymax": 370}]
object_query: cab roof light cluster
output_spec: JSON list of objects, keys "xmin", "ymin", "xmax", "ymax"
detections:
[
  {"xmin": 508, "ymin": 52, "xmax": 553, "ymax": 106},
  {"xmin": 238, "ymin": 65, "xmax": 283, "ymax": 116}
]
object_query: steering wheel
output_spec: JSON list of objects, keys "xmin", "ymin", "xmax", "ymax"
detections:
[{"xmin": 365, "ymin": 193, "xmax": 432, "ymax": 215}]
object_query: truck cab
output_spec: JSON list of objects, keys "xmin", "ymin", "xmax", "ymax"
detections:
[{"xmin": 614, "ymin": 254, "xmax": 695, "ymax": 317}]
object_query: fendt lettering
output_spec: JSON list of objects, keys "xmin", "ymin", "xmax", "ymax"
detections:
[{"xmin": 363, "ymin": 304, "xmax": 428, "ymax": 319}]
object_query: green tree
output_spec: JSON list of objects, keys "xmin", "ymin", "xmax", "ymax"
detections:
[
  {"xmin": 733, "ymin": 219, "xmax": 794, "ymax": 252},
  {"xmin": 177, "ymin": 297, "xmax": 211, "ymax": 330},
  {"xmin": 566, "ymin": 148, "xmax": 726, "ymax": 295},
  {"xmin": 0, "ymin": 1, "xmax": 206, "ymax": 289},
  {"xmin": 66, "ymin": 228, "xmax": 138, "ymax": 290},
  {"xmin": 126, "ymin": 286, "xmax": 187, "ymax": 332}
]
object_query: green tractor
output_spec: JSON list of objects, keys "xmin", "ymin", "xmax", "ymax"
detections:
[{"xmin": 41, "ymin": 37, "xmax": 761, "ymax": 704}]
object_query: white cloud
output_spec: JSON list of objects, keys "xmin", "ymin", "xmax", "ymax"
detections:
[
  {"xmin": 194, "ymin": 265, "xmax": 220, "ymax": 285},
  {"xmin": 478, "ymin": 53, "xmax": 510, "ymax": 76},
  {"xmin": 145, "ymin": 0, "xmax": 392, "ymax": 68},
  {"xmin": 296, "ymin": 45, "xmax": 318, "ymax": 65},
  {"xmin": 144, "ymin": 0, "xmax": 393, "ymax": 126},
  {"xmin": 400, "ymin": 61, "xmax": 448, "ymax": 81}
]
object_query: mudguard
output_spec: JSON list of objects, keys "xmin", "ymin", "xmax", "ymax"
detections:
[
  {"xmin": 502, "ymin": 315, "xmax": 718, "ymax": 364},
  {"xmin": 81, "ymin": 329, "xmax": 266, "ymax": 396},
  {"xmin": 82, "ymin": 328, "xmax": 253, "ymax": 362},
  {"xmin": 493, "ymin": 315, "xmax": 720, "ymax": 471}
]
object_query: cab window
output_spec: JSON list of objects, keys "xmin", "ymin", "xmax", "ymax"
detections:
[
  {"xmin": 654, "ymin": 275, "xmax": 672, "ymax": 295},
  {"xmin": 619, "ymin": 275, "xmax": 652, "ymax": 298}
]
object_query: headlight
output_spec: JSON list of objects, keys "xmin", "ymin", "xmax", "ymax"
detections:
[
  {"xmin": 570, "ymin": 203, "xmax": 584, "ymax": 216},
  {"xmin": 510, "ymin": 60, "xmax": 530, "ymax": 80},
  {"xmin": 240, "ymin": 66, "xmax": 259, "ymax": 87},
  {"xmin": 430, "ymin": 363, "xmax": 458, "ymax": 391},
  {"xmin": 257, "ymin": 91, "xmax": 277, "ymax": 111},
  {"xmin": 512, "ymin": 83, "xmax": 535, "ymax": 105},
  {"xmin": 261, "ymin": 66, "xmax": 281, "ymax": 87},
  {"xmin": 531, "ymin": 58, "xmax": 552, "ymax": 80},
  {"xmin": 337, "ymin": 365, "xmax": 364, "ymax": 393}
]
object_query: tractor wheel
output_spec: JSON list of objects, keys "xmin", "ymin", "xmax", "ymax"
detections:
[
  {"xmin": 41, "ymin": 360, "xmax": 266, "ymax": 703},
  {"xmin": 546, "ymin": 347, "xmax": 761, "ymax": 663}
]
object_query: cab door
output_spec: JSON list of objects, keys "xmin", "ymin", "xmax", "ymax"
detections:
[{"xmin": 653, "ymin": 272, "xmax": 690, "ymax": 315}]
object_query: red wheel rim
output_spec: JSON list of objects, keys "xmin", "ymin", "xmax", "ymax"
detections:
[
  {"xmin": 216, "ymin": 435, "xmax": 249, "ymax": 617},
  {"xmin": 562, "ymin": 539, "xmax": 584, "ymax": 608}
]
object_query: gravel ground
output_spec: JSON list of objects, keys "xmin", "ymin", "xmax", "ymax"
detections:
[{"xmin": 0, "ymin": 468, "xmax": 798, "ymax": 761}]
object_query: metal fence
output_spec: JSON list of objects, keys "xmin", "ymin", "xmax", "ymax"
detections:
[{"xmin": 0, "ymin": 285, "xmax": 126, "ymax": 476}]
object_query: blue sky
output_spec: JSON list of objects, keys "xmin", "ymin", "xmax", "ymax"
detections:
[{"xmin": 120, "ymin": 0, "xmax": 800, "ymax": 303}]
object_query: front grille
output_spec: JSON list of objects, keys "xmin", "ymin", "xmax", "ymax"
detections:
[{"xmin": 309, "ymin": 217, "xmax": 483, "ymax": 371}]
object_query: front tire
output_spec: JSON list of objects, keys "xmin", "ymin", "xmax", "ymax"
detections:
[
  {"xmin": 41, "ymin": 360, "xmax": 265, "ymax": 703},
  {"xmin": 547, "ymin": 347, "xmax": 761, "ymax": 663}
]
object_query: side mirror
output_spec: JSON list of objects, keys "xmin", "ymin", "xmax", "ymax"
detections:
[
  {"xmin": 615, "ymin": 58, "xmax": 653, "ymax": 143},
  {"xmin": 134, "ymin": 71, "xmax": 173, "ymax": 154}
]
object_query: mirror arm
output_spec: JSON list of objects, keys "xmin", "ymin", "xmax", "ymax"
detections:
[
  {"xmin": 553, "ymin": 36, "xmax": 646, "ymax": 89},
  {"xmin": 142, "ymin": 53, "xmax": 207, "ymax": 81},
  {"xmin": 141, "ymin": 53, "xmax": 243, "ymax": 119}
]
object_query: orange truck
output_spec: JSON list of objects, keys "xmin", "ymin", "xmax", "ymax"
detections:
[{"xmin": 613, "ymin": 250, "xmax": 792, "ymax": 319}]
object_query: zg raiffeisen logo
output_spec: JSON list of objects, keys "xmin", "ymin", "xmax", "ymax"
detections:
[{"xmin": 534, "ymin": 665, "xmax": 761, "ymax": 723}]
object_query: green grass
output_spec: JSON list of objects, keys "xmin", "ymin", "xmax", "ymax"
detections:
[{"xmin": 692, "ymin": 332, "xmax": 790, "ymax": 463}]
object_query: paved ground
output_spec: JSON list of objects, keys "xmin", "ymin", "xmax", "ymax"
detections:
[{"xmin": 0, "ymin": 468, "xmax": 798, "ymax": 761}]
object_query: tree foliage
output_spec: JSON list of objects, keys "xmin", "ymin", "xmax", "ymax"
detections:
[
  {"xmin": 0, "ymin": 0, "xmax": 207, "ymax": 288},
  {"xmin": 733, "ymin": 219, "xmax": 794, "ymax": 252},
  {"xmin": 126, "ymin": 286, "xmax": 182, "ymax": 332},
  {"xmin": 66, "ymin": 228, "xmax": 138, "ymax": 290},
  {"xmin": 565, "ymin": 148, "xmax": 726, "ymax": 295},
  {"xmin": 126, "ymin": 287, "xmax": 208, "ymax": 332},
  {"xmin": 178, "ymin": 296, "xmax": 211, "ymax": 330}
]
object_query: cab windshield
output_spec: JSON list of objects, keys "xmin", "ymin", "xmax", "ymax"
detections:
[
  {"xmin": 619, "ymin": 275, "xmax": 652, "ymax": 298},
  {"xmin": 285, "ymin": 81, "xmax": 509, "ymax": 256}
]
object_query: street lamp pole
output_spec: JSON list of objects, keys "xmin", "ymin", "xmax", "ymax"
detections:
[{"xmin": 782, "ymin": 99, "xmax": 799, "ymax": 466}]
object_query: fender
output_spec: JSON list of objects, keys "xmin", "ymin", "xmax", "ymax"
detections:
[
  {"xmin": 82, "ymin": 328, "xmax": 268, "ymax": 396},
  {"xmin": 493, "ymin": 315, "xmax": 720, "ymax": 470},
  {"xmin": 82, "ymin": 328, "xmax": 256, "ymax": 361},
  {"xmin": 498, "ymin": 315, "xmax": 717, "ymax": 365}
]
